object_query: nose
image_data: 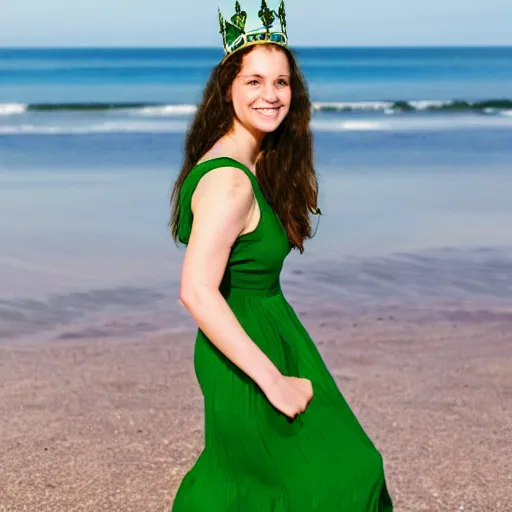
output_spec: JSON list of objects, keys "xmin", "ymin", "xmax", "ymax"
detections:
[{"xmin": 261, "ymin": 82, "xmax": 279, "ymax": 104}]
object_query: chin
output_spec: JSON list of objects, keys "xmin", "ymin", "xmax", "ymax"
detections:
[
  {"xmin": 253, "ymin": 122, "xmax": 283, "ymax": 134},
  {"xmin": 252, "ymin": 118, "xmax": 287, "ymax": 134}
]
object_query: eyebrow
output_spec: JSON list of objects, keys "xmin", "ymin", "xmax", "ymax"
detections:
[{"xmin": 240, "ymin": 73, "xmax": 290, "ymax": 79}]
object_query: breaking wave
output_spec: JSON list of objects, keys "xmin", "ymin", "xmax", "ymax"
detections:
[{"xmin": 2, "ymin": 98, "xmax": 512, "ymax": 117}]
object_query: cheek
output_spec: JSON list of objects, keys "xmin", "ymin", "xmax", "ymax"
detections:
[
  {"xmin": 280, "ymin": 90, "xmax": 292, "ymax": 113},
  {"xmin": 244, "ymin": 90, "xmax": 261, "ymax": 105},
  {"xmin": 233, "ymin": 88, "xmax": 259, "ymax": 111},
  {"xmin": 279, "ymin": 88, "xmax": 292, "ymax": 105}
]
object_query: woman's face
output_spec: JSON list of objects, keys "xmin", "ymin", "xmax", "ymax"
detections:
[{"xmin": 229, "ymin": 45, "xmax": 292, "ymax": 135}]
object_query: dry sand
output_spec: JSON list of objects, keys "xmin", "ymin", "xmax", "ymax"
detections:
[{"xmin": 0, "ymin": 302, "xmax": 511, "ymax": 512}]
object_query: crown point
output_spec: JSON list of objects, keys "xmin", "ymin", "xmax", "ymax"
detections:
[
  {"xmin": 258, "ymin": 0, "xmax": 276, "ymax": 33},
  {"xmin": 218, "ymin": 1, "xmax": 289, "ymax": 60}
]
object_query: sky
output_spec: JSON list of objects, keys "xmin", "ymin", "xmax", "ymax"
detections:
[{"xmin": 0, "ymin": 0, "xmax": 511, "ymax": 47}]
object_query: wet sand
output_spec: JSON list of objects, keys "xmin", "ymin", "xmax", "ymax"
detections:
[{"xmin": 1, "ymin": 296, "xmax": 511, "ymax": 511}]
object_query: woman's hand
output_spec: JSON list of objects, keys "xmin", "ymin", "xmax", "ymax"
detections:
[{"xmin": 262, "ymin": 375, "xmax": 314, "ymax": 419}]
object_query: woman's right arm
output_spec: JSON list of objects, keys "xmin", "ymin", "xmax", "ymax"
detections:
[
  {"xmin": 179, "ymin": 166, "xmax": 282, "ymax": 393},
  {"xmin": 179, "ymin": 166, "xmax": 313, "ymax": 419}
]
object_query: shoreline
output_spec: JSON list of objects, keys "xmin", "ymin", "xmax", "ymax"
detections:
[{"xmin": 3, "ymin": 242, "xmax": 512, "ymax": 344}]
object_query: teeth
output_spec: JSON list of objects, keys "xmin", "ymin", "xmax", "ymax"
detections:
[{"xmin": 255, "ymin": 108, "xmax": 279, "ymax": 114}]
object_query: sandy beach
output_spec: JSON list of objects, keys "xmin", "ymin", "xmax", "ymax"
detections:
[{"xmin": 1, "ymin": 295, "xmax": 511, "ymax": 512}]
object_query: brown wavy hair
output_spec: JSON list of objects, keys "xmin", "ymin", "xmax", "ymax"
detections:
[{"xmin": 169, "ymin": 43, "xmax": 320, "ymax": 253}]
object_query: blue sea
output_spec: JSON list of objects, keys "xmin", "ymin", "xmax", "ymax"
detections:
[{"xmin": 1, "ymin": 47, "xmax": 512, "ymax": 341}]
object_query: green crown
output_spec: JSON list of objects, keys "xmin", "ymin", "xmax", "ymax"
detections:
[{"xmin": 218, "ymin": 0, "xmax": 288, "ymax": 61}]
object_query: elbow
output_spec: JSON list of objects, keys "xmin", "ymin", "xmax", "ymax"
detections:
[
  {"xmin": 179, "ymin": 285, "xmax": 195, "ymax": 309},
  {"xmin": 179, "ymin": 276, "xmax": 219, "ymax": 310},
  {"xmin": 179, "ymin": 282, "xmax": 204, "ymax": 310}
]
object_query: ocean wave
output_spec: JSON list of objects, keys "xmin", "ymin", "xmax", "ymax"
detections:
[
  {"xmin": 312, "ymin": 101, "xmax": 394, "ymax": 112},
  {"xmin": 133, "ymin": 105, "xmax": 197, "ymax": 116},
  {"xmin": 310, "ymin": 116, "xmax": 512, "ymax": 131},
  {"xmin": 1, "ymin": 98, "xmax": 512, "ymax": 117},
  {"xmin": 311, "ymin": 120, "xmax": 388, "ymax": 131},
  {"xmin": 312, "ymin": 99, "xmax": 512, "ymax": 113},
  {"xmin": 27, "ymin": 102, "xmax": 152, "ymax": 112},
  {"xmin": 0, "ymin": 120, "xmax": 189, "ymax": 135},
  {"xmin": 0, "ymin": 103, "xmax": 27, "ymax": 116},
  {"xmin": 1, "ymin": 115, "xmax": 511, "ymax": 135}
]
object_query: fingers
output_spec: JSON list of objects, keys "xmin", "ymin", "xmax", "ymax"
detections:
[
  {"xmin": 293, "ymin": 400, "xmax": 309, "ymax": 419},
  {"xmin": 282, "ymin": 376, "xmax": 314, "ymax": 420}
]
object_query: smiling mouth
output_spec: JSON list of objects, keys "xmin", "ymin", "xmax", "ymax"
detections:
[{"xmin": 252, "ymin": 107, "xmax": 281, "ymax": 118}]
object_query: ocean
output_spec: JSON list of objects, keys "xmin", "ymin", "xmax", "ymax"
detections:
[{"xmin": 1, "ymin": 47, "xmax": 512, "ymax": 341}]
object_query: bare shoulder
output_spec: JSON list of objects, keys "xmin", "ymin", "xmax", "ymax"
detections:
[
  {"xmin": 188, "ymin": 166, "xmax": 256, "ymax": 245},
  {"xmin": 192, "ymin": 166, "xmax": 253, "ymax": 211}
]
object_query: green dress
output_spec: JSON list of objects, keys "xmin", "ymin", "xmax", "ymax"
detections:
[{"xmin": 172, "ymin": 157, "xmax": 393, "ymax": 512}]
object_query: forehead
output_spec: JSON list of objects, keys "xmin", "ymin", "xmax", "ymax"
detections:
[{"xmin": 240, "ymin": 46, "xmax": 290, "ymax": 76}]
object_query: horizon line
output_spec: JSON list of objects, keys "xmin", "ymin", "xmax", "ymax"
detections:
[{"xmin": 1, "ymin": 43, "xmax": 512, "ymax": 50}]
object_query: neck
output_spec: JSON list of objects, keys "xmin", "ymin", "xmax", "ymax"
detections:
[{"xmin": 223, "ymin": 118, "xmax": 265, "ymax": 171}]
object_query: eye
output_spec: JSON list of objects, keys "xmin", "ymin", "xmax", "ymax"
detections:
[
  {"xmin": 248, "ymin": 80, "xmax": 259, "ymax": 85},
  {"xmin": 277, "ymin": 79, "xmax": 289, "ymax": 86}
]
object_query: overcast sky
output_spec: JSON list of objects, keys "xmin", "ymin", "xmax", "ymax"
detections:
[{"xmin": 1, "ymin": 0, "xmax": 511, "ymax": 47}]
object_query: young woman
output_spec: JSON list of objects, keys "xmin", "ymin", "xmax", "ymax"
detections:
[{"xmin": 169, "ymin": 1, "xmax": 393, "ymax": 510}]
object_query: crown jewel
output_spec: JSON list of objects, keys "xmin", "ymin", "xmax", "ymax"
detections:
[{"xmin": 218, "ymin": 0, "xmax": 289, "ymax": 62}]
